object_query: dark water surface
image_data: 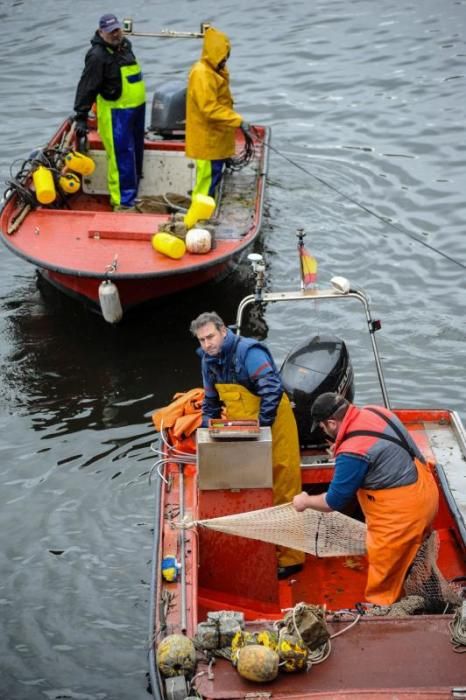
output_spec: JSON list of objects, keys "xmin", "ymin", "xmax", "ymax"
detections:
[{"xmin": 1, "ymin": 0, "xmax": 465, "ymax": 697}]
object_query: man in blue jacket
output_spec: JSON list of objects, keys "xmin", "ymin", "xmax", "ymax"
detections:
[{"xmin": 190, "ymin": 311, "xmax": 305, "ymax": 578}]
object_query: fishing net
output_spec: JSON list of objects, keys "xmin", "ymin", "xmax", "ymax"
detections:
[
  {"xmin": 196, "ymin": 503, "xmax": 367, "ymax": 557},
  {"xmin": 403, "ymin": 530, "xmax": 462, "ymax": 612}
]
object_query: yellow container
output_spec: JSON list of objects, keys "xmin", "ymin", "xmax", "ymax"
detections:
[
  {"xmin": 152, "ymin": 232, "xmax": 186, "ymax": 260},
  {"xmin": 59, "ymin": 173, "xmax": 81, "ymax": 194},
  {"xmin": 32, "ymin": 165, "xmax": 56, "ymax": 204},
  {"xmin": 184, "ymin": 194, "xmax": 216, "ymax": 230},
  {"xmin": 64, "ymin": 151, "xmax": 95, "ymax": 176}
]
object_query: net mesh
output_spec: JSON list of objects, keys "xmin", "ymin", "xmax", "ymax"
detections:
[
  {"xmin": 197, "ymin": 503, "xmax": 367, "ymax": 557},
  {"xmin": 403, "ymin": 530, "xmax": 462, "ymax": 611}
]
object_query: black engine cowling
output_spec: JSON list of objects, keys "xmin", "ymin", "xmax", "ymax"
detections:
[
  {"xmin": 150, "ymin": 80, "xmax": 186, "ymax": 138},
  {"xmin": 280, "ymin": 334, "xmax": 355, "ymax": 447}
]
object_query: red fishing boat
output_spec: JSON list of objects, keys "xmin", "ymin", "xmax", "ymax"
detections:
[
  {"xmin": 0, "ymin": 101, "xmax": 269, "ymax": 322},
  {"xmin": 149, "ymin": 254, "xmax": 466, "ymax": 699}
]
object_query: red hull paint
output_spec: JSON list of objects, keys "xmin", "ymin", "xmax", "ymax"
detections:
[{"xmin": 41, "ymin": 259, "xmax": 232, "ymax": 309}]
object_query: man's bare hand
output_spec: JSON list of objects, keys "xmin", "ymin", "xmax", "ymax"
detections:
[{"xmin": 292, "ymin": 491, "xmax": 310, "ymax": 512}]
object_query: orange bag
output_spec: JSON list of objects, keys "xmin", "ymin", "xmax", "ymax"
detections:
[{"xmin": 152, "ymin": 388, "xmax": 204, "ymax": 453}]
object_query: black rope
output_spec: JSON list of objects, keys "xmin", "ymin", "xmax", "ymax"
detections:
[
  {"xmin": 261, "ymin": 137, "xmax": 466, "ymax": 271},
  {"xmin": 3, "ymin": 144, "xmax": 72, "ymax": 209},
  {"xmin": 225, "ymin": 129, "xmax": 256, "ymax": 172}
]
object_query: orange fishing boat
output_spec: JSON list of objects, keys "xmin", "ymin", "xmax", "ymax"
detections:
[
  {"xmin": 0, "ymin": 108, "xmax": 269, "ymax": 322},
  {"xmin": 148, "ymin": 254, "xmax": 465, "ymax": 699}
]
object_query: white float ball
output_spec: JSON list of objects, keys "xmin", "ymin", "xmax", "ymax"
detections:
[{"xmin": 185, "ymin": 228, "xmax": 212, "ymax": 254}]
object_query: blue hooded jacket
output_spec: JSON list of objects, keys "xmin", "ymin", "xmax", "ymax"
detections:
[{"xmin": 197, "ymin": 328, "xmax": 283, "ymax": 426}]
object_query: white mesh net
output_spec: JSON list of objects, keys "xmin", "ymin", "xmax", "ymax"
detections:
[{"xmin": 196, "ymin": 503, "xmax": 367, "ymax": 557}]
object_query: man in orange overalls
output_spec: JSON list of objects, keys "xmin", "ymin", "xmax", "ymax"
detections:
[{"xmin": 293, "ymin": 392, "xmax": 439, "ymax": 605}]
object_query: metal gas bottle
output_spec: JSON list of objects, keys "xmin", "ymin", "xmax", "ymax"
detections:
[
  {"xmin": 64, "ymin": 151, "xmax": 95, "ymax": 176},
  {"xmin": 32, "ymin": 165, "xmax": 56, "ymax": 204},
  {"xmin": 152, "ymin": 232, "xmax": 186, "ymax": 260}
]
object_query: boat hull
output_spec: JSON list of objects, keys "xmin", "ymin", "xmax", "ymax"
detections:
[
  {"xmin": 39, "ymin": 259, "xmax": 233, "ymax": 310},
  {"xmin": 0, "ymin": 120, "xmax": 270, "ymax": 318},
  {"xmin": 150, "ymin": 407, "xmax": 466, "ymax": 699}
]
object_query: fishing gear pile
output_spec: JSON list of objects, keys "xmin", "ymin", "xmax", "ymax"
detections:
[{"xmin": 190, "ymin": 605, "xmax": 331, "ymax": 683}]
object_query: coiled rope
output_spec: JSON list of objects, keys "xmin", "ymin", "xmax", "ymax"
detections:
[
  {"xmin": 449, "ymin": 604, "xmax": 466, "ymax": 652},
  {"xmin": 225, "ymin": 129, "xmax": 256, "ymax": 171}
]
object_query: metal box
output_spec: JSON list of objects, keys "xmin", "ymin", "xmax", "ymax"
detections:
[{"xmin": 197, "ymin": 427, "xmax": 273, "ymax": 490}]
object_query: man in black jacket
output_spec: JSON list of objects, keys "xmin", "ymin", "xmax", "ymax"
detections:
[{"xmin": 73, "ymin": 14, "xmax": 146, "ymax": 211}]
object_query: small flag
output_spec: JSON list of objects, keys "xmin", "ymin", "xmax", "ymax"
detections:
[{"xmin": 299, "ymin": 245, "xmax": 318, "ymax": 288}]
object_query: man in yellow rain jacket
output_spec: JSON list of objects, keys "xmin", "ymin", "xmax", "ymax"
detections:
[
  {"xmin": 73, "ymin": 14, "xmax": 146, "ymax": 211},
  {"xmin": 190, "ymin": 311, "xmax": 305, "ymax": 579},
  {"xmin": 293, "ymin": 392, "xmax": 439, "ymax": 605},
  {"xmin": 185, "ymin": 26, "xmax": 252, "ymax": 200}
]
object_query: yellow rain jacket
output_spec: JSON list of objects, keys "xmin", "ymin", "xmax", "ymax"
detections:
[
  {"xmin": 185, "ymin": 27, "xmax": 243, "ymax": 160},
  {"xmin": 216, "ymin": 383, "xmax": 305, "ymax": 568}
]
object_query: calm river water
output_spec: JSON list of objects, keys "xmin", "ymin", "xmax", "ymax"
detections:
[{"xmin": 0, "ymin": 0, "xmax": 465, "ymax": 697}]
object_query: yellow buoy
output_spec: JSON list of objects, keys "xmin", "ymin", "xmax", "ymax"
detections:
[
  {"xmin": 156, "ymin": 634, "xmax": 196, "ymax": 678},
  {"xmin": 278, "ymin": 631, "xmax": 309, "ymax": 673},
  {"xmin": 184, "ymin": 194, "xmax": 215, "ymax": 230},
  {"xmin": 59, "ymin": 173, "xmax": 81, "ymax": 194},
  {"xmin": 32, "ymin": 165, "xmax": 56, "ymax": 205},
  {"xmin": 152, "ymin": 232, "xmax": 186, "ymax": 260},
  {"xmin": 236, "ymin": 644, "xmax": 279, "ymax": 682},
  {"xmin": 64, "ymin": 151, "xmax": 95, "ymax": 176}
]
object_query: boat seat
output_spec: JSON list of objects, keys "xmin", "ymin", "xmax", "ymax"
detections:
[{"xmin": 88, "ymin": 212, "xmax": 169, "ymax": 241}]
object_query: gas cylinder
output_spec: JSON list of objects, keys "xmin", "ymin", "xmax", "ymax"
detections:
[
  {"xmin": 184, "ymin": 193, "xmax": 215, "ymax": 229},
  {"xmin": 32, "ymin": 165, "xmax": 56, "ymax": 204},
  {"xmin": 98, "ymin": 280, "xmax": 123, "ymax": 323},
  {"xmin": 58, "ymin": 173, "xmax": 81, "ymax": 194},
  {"xmin": 152, "ymin": 232, "xmax": 186, "ymax": 260},
  {"xmin": 64, "ymin": 151, "xmax": 95, "ymax": 176}
]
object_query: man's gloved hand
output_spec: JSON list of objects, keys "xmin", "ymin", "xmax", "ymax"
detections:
[
  {"xmin": 73, "ymin": 115, "xmax": 88, "ymax": 138},
  {"xmin": 240, "ymin": 121, "xmax": 254, "ymax": 139}
]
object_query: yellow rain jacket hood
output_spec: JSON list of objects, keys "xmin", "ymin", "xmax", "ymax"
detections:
[{"xmin": 185, "ymin": 27, "xmax": 242, "ymax": 160}]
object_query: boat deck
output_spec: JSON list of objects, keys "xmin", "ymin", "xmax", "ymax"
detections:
[
  {"xmin": 194, "ymin": 616, "xmax": 465, "ymax": 699},
  {"xmin": 155, "ymin": 408, "xmax": 466, "ymax": 699},
  {"xmin": 1, "ymin": 124, "xmax": 269, "ymax": 280}
]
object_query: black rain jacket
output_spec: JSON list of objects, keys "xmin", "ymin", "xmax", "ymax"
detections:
[{"xmin": 74, "ymin": 31, "xmax": 139, "ymax": 118}]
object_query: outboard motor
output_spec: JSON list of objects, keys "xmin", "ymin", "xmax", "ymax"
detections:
[
  {"xmin": 150, "ymin": 81, "xmax": 186, "ymax": 138},
  {"xmin": 280, "ymin": 334, "xmax": 355, "ymax": 447}
]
